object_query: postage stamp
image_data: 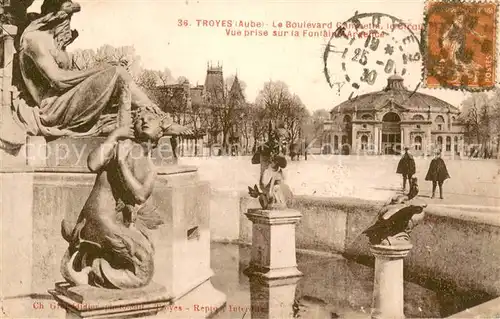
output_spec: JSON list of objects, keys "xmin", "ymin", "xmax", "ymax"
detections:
[{"xmin": 423, "ymin": 0, "xmax": 498, "ymax": 90}]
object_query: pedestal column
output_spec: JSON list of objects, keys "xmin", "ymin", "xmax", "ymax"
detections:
[
  {"xmin": 426, "ymin": 127, "xmax": 432, "ymax": 154},
  {"xmin": 370, "ymin": 244, "xmax": 412, "ymax": 319},
  {"xmin": 244, "ymin": 208, "xmax": 303, "ymax": 280},
  {"xmin": 249, "ymin": 276, "xmax": 300, "ymax": 319},
  {"xmin": 400, "ymin": 128, "xmax": 405, "ymax": 149},
  {"xmin": 378, "ymin": 129, "xmax": 383, "ymax": 155},
  {"xmin": 451, "ymin": 136, "xmax": 455, "ymax": 158}
]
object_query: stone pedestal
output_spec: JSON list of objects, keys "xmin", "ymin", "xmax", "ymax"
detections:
[
  {"xmin": 49, "ymin": 282, "xmax": 169, "ymax": 319},
  {"xmin": 370, "ymin": 244, "xmax": 412, "ymax": 319},
  {"xmin": 244, "ymin": 208, "xmax": 303, "ymax": 280},
  {"xmin": 249, "ymin": 276, "xmax": 301, "ymax": 319}
]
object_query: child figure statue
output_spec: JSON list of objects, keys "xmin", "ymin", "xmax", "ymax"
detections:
[
  {"xmin": 60, "ymin": 107, "xmax": 186, "ymax": 289},
  {"xmin": 248, "ymin": 122, "xmax": 292, "ymax": 210}
]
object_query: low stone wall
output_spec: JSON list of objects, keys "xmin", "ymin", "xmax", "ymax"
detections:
[{"xmin": 209, "ymin": 191, "xmax": 500, "ymax": 309}]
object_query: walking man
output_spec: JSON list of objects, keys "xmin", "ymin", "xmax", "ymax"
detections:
[
  {"xmin": 397, "ymin": 147, "xmax": 416, "ymax": 192},
  {"xmin": 425, "ymin": 150, "xmax": 450, "ymax": 199}
]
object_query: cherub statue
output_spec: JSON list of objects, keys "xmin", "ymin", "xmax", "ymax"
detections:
[
  {"xmin": 363, "ymin": 177, "xmax": 427, "ymax": 246},
  {"xmin": 60, "ymin": 107, "xmax": 186, "ymax": 289},
  {"xmin": 248, "ymin": 122, "xmax": 292, "ymax": 209}
]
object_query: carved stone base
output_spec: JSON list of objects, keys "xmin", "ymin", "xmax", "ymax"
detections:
[
  {"xmin": 370, "ymin": 244, "xmax": 413, "ymax": 319},
  {"xmin": 244, "ymin": 208, "xmax": 303, "ymax": 281},
  {"xmin": 49, "ymin": 282, "xmax": 169, "ymax": 319}
]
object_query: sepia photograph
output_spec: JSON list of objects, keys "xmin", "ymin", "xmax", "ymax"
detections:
[{"xmin": 0, "ymin": 0, "xmax": 499, "ymax": 318}]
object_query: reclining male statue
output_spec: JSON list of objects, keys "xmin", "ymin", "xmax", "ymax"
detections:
[{"xmin": 10, "ymin": 0, "xmax": 166, "ymax": 138}]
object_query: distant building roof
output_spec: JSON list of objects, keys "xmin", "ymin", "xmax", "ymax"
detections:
[
  {"xmin": 204, "ymin": 65, "xmax": 224, "ymax": 101},
  {"xmin": 331, "ymin": 76, "xmax": 460, "ymax": 114}
]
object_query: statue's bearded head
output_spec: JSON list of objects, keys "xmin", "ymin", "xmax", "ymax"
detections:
[{"xmin": 40, "ymin": 0, "xmax": 81, "ymax": 50}]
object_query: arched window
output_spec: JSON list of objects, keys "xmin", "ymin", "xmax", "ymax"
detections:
[
  {"xmin": 437, "ymin": 136, "xmax": 443, "ymax": 147},
  {"xmin": 436, "ymin": 115, "xmax": 445, "ymax": 131},
  {"xmin": 327, "ymin": 134, "xmax": 332, "ymax": 144},
  {"xmin": 334, "ymin": 135, "xmax": 339, "ymax": 150},
  {"xmin": 412, "ymin": 114, "xmax": 425, "ymax": 120},
  {"xmin": 454, "ymin": 136, "xmax": 458, "ymax": 153},
  {"xmin": 361, "ymin": 135, "xmax": 368, "ymax": 150},
  {"xmin": 362, "ymin": 114, "xmax": 373, "ymax": 120},
  {"xmin": 446, "ymin": 136, "xmax": 451, "ymax": 151},
  {"xmin": 343, "ymin": 115, "xmax": 352, "ymax": 132},
  {"xmin": 382, "ymin": 112, "xmax": 401, "ymax": 122},
  {"xmin": 414, "ymin": 136, "xmax": 422, "ymax": 151},
  {"xmin": 341, "ymin": 135, "xmax": 348, "ymax": 144}
]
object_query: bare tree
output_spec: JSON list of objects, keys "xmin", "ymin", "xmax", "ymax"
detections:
[
  {"xmin": 283, "ymin": 94, "xmax": 309, "ymax": 148},
  {"xmin": 71, "ymin": 45, "xmax": 142, "ymax": 79},
  {"xmin": 203, "ymin": 76, "xmax": 245, "ymax": 154},
  {"xmin": 248, "ymin": 104, "xmax": 268, "ymax": 153},
  {"xmin": 460, "ymin": 93, "xmax": 489, "ymax": 145},
  {"xmin": 136, "ymin": 69, "xmax": 159, "ymax": 90},
  {"xmin": 237, "ymin": 103, "xmax": 262, "ymax": 154},
  {"xmin": 256, "ymin": 80, "xmax": 312, "ymax": 155},
  {"xmin": 302, "ymin": 109, "xmax": 330, "ymax": 146},
  {"xmin": 177, "ymin": 76, "xmax": 189, "ymax": 84},
  {"xmin": 256, "ymin": 81, "xmax": 292, "ymax": 124}
]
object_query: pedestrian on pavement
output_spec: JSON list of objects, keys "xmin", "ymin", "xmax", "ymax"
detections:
[
  {"xmin": 396, "ymin": 147, "xmax": 416, "ymax": 192},
  {"xmin": 425, "ymin": 150, "xmax": 450, "ymax": 199}
]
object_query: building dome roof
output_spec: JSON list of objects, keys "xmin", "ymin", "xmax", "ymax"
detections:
[{"xmin": 331, "ymin": 76, "xmax": 460, "ymax": 115}]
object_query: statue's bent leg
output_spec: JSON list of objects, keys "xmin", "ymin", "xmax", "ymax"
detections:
[
  {"xmin": 112, "ymin": 66, "xmax": 157, "ymax": 111},
  {"xmin": 39, "ymin": 66, "xmax": 131, "ymax": 132}
]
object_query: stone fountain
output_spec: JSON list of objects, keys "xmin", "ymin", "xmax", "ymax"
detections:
[{"xmin": 0, "ymin": 1, "xmax": 225, "ymax": 318}]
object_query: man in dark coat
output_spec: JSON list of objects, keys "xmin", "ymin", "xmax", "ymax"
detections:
[
  {"xmin": 425, "ymin": 150, "xmax": 450, "ymax": 199},
  {"xmin": 397, "ymin": 147, "xmax": 416, "ymax": 192}
]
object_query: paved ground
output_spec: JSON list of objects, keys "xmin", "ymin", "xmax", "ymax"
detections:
[{"xmin": 179, "ymin": 155, "xmax": 500, "ymax": 207}]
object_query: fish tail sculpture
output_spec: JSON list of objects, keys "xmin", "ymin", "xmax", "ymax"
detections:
[{"xmin": 60, "ymin": 204, "xmax": 160, "ymax": 289}]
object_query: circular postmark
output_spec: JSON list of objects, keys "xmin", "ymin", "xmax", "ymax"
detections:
[{"xmin": 323, "ymin": 12, "xmax": 424, "ymax": 100}]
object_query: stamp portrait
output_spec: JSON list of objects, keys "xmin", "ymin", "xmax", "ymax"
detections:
[{"xmin": 424, "ymin": 0, "xmax": 497, "ymax": 90}]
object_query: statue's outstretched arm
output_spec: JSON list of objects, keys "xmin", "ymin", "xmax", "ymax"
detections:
[
  {"xmin": 87, "ymin": 126, "xmax": 133, "ymax": 172},
  {"xmin": 87, "ymin": 135, "xmax": 117, "ymax": 172},
  {"xmin": 118, "ymin": 157, "xmax": 157, "ymax": 205},
  {"xmin": 24, "ymin": 37, "xmax": 103, "ymax": 90}
]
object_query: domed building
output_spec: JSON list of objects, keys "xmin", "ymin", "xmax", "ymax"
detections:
[{"xmin": 322, "ymin": 75, "xmax": 465, "ymax": 155}]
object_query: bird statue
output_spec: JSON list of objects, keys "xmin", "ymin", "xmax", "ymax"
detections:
[{"xmin": 363, "ymin": 177, "xmax": 427, "ymax": 246}]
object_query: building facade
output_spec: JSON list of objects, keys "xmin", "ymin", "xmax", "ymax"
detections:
[
  {"xmin": 152, "ymin": 63, "xmax": 248, "ymax": 156},
  {"xmin": 322, "ymin": 75, "xmax": 466, "ymax": 155}
]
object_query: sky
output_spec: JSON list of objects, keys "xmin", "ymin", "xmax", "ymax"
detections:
[{"xmin": 29, "ymin": 0, "xmax": 494, "ymax": 112}]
